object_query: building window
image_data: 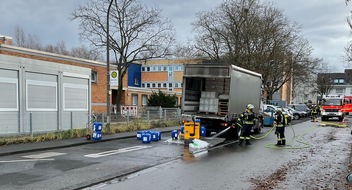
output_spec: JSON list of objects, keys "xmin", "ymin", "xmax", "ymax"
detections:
[
  {"xmin": 152, "ymin": 83, "xmax": 156, "ymax": 88},
  {"xmin": 146, "ymin": 67, "xmax": 150, "ymax": 72},
  {"xmin": 142, "ymin": 83, "xmax": 145, "ymax": 88},
  {"xmin": 163, "ymin": 83, "xmax": 167, "ymax": 88},
  {"xmin": 175, "ymin": 83, "xmax": 179, "ymax": 88},
  {"xmin": 132, "ymin": 94, "xmax": 138, "ymax": 105},
  {"xmin": 91, "ymin": 71, "xmax": 98, "ymax": 83},
  {"xmin": 134, "ymin": 78, "xmax": 139, "ymax": 85},
  {"xmin": 333, "ymin": 79, "xmax": 339, "ymax": 84},
  {"xmin": 174, "ymin": 65, "xmax": 179, "ymax": 71},
  {"xmin": 339, "ymin": 79, "xmax": 345, "ymax": 84},
  {"xmin": 158, "ymin": 83, "xmax": 162, "ymax": 88},
  {"xmin": 336, "ymin": 89, "xmax": 343, "ymax": 94},
  {"xmin": 142, "ymin": 94, "xmax": 148, "ymax": 106},
  {"xmin": 163, "ymin": 66, "xmax": 167, "ymax": 71},
  {"xmin": 141, "ymin": 67, "xmax": 145, "ymax": 72},
  {"xmin": 147, "ymin": 83, "xmax": 150, "ymax": 88},
  {"xmin": 158, "ymin": 66, "xmax": 161, "ymax": 71}
]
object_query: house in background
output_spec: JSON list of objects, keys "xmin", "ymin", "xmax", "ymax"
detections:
[{"xmin": 316, "ymin": 70, "xmax": 352, "ymax": 99}]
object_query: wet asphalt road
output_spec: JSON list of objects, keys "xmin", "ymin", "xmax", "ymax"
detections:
[
  {"xmin": 1, "ymin": 116, "xmax": 350, "ymax": 190},
  {"xmin": 84, "ymin": 116, "xmax": 352, "ymax": 190}
]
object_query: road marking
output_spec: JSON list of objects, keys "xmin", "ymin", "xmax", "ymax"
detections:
[
  {"xmin": 22, "ymin": 152, "xmax": 67, "ymax": 159},
  {"xmin": 84, "ymin": 145, "xmax": 152, "ymax": 158},
  {"xmin": 0, "ymin": 159, "xmax": 54, "ymax": 163}
]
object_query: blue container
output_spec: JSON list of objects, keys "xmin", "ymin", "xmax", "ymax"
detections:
[
  {"xmin": 142, "ymin": 133, "xmax": 151, "ymax": 143},
  {"xmin": 92, "ymin": 131, "xmax": 102, "ymax": 140},
  {"xmin": 93, "ymin": 122, "xmax": 103, "ymax": 132},
  {"xmin": 151, "ymin": 131, "xmax": 159, "ymax": 141},
  {"xmin": 200, "ymin": 126, "xmax": 206, "ymax": 137},
  {"xmin": 171, "ymin": 130, "xmax": 178, "ymax": 139},
  {"xmin": 180, "ymin": 126, "xmax": 184, "ymax": 134},
  {"xmin": 136, "ymin": 131, "xmax": 144, "ymax": 140}
]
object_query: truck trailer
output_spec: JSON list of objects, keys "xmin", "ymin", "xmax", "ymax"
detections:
[{"xmin": 181, "ymin": 64, "xmax": 263, "ymax": 140}]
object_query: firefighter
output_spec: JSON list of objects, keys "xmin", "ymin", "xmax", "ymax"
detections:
[
  {"xmin": 239, "ymin": 104, "xmax": 255, "ymax": 145},
  {"xmin": 311, "ymin": 105, "xmax": 318, "ymax": 122},
  {"xmin": 274, "ymin": 108, "xmax": 286, "ymax": 146}
]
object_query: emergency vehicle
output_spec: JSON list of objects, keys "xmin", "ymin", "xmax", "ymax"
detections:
[
  {"xmin": 342, "ymin": 95, "xmax": 352, "ymax": 115},
  {"xmin": 321, "ymin": 94, "xmax": 345, "ymax": 121}
]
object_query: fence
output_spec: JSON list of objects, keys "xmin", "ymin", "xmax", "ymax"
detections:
[{"xmin": 0, "ymin": 107, "xmax": 182, "ymax": 137}]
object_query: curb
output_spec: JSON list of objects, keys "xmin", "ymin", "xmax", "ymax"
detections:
[{"xmin": 0, "ymin": 129, "xmax": 177, "ymax": 157}]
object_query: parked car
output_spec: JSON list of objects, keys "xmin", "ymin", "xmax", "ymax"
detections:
[
  {"xmin": 263, "ymin": 104, "xmax": 293, "ymax": 123},
  {"xmin": 286, "ymin": 107, "xmax": 304, "ymax": 120},
  {"xmin": 288, "ymin": 104, "xmax": 311, "ymax": 116}
]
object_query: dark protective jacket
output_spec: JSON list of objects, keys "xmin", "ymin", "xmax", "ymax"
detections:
[{"xmin": 275, "ymin": 113, "xmax": 286, "ymax": 127}]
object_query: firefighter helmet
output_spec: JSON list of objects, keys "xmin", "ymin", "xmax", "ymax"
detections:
[
  {"xmin": 247, "ymin": 104, "xmax": 255, "ymax": 109},
  {"xmin": 276, "ymin": 108, "xmax": 283, "ymax": 114}
]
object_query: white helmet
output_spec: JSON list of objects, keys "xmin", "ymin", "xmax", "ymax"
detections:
[{"xmin": 247, "ymin": 104, "xmax": 254, "ymax": 109}]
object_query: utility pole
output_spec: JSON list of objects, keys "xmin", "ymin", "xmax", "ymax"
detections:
[{"xmin": 106, "ymin": 0, "xmax": 114, "ymax": 132}]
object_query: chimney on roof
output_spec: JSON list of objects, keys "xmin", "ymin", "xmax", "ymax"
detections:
[{"xmin": 0, "ymin": 35, "xmax": 13, "ymax": 45}]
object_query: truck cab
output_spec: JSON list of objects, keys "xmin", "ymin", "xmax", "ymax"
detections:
[{"xmin": 321, "ymin": 94, "xmax": 345, "ymax": 121}]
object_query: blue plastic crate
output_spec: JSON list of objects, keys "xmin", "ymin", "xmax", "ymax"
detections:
[
  {"xmin": 180, "ymin": 126, "xmax": 184, "ymax": 134},
  {"xmin": 171, "ymin": 130, "xmax": 178, "ymax": 139},
  {"xmin": 93, "ymin": 122, "xmax": 103, "ymax": 132},
  {"xmin": 136, "ymin": 131, "xmax": 144, "ymax": 140},
  {"xmin": 142, "ymin": 133, "xmax": 151, "ymax": 143},
  {"xmin": 151, "ymin": 131, "xmax": 159, "ymax": 141},
  {"xmin": 200, "ymin": 126, "xmax": 206, "ymax": 137},
  {"xmin": 92, "ymin": 131, "xmax": 102, "ymax": 140}
]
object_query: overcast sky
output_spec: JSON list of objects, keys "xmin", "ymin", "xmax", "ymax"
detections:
[{"xmin": 0, "ymin": 0, "xmax": 350, "ymax": 72}]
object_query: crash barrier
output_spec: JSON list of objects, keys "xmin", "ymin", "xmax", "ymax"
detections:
[{"xmin": 137, "ymin": 130, "xmax": 161, "ymax": 143}]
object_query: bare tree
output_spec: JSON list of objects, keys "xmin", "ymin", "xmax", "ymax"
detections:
[
  {"xmin": 71, "ymin": 45, "xmax": 103, "ymax": 61},
  {"xmin": 71, "ymin": 0, "xmax": 175, "ymax": 108},
  {"xmin": 192, "ymin": 0, "xmax": 318, "ymax": 100}
]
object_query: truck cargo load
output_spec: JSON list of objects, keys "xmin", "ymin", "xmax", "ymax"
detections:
[{"xmin": 181, "ymin": 64, "xmax": 263, "ymax": 140}]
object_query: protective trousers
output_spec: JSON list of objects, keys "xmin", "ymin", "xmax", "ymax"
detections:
[
  {"xmin": 275, "ymin": 126, "xmax": 285, "ymax": 145},
  {"xmin": 239, "ymin": 124, "xmax": 251, "ymax": 145}
]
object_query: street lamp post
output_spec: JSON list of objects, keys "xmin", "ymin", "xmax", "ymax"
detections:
[{"xmin": 106, "ymin": 0, "xmax": 114, "ymax": 132}]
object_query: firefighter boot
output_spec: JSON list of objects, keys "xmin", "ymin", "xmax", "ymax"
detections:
[
  {"xmin": 276, "ymin": 141, "xmax": 282, "ymax": 146},
  {"xmin": 238, "ymin": 139, "xmax": 243, "ymax": 145},
  {"xmin": 245, "ymin": 139, "xmax": 251, "ymax": 145},
  {"xmin": 282, "ymin": 140, "xmax": 286, "ymax": 146}
]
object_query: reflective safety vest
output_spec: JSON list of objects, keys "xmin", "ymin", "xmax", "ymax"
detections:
[{"xmin": 243, "ymin": 110, "xmax": 255, "ymax": 125}]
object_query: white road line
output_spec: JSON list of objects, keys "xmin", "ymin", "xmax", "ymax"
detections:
[
  {"xmin": 22, "ymin": 152, "xmax": 67, "ymax": 159},
  {"xmin": 84, "ymin": 145, "xmax": 152, "ymax": 158},
  {"xmin": 0, "ymin": 159, "xmax": 55, "ymax": 163}
]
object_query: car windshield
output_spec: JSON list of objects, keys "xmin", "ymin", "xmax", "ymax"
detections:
[
  {"xmin": 323, "ymin": 99, "xmax": 342, "ymax": 106},
  {"xmin": 290, "ymin": 105, "xmax": 307, "ymax": 111}
]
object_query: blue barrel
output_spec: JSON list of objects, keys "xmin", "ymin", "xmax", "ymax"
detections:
[
  {"xmin": 142, "ymin": 133, "xmax": 151, "ymax": 143},
  {"xmin": 200, "ymin": 126, "xmax": 206, "ymax": 137},
  {"xmin": 180, "ymin": 126, "xmax": 184, "ymax": 134},
  {"xmin": 92, "ymin": 131, "xmax": 102, "ymax": 140},
  {"xmin": 151, "ymin": 131, "xmax": 159, "ymax": 141},
  {"xmin": 93, "ymin": 122, "xmax": 102, "ymax": 132},
  {"xmin": 136, "ymin": 131, "xmax": 144, "ymax": 140},
  {"xmin": 171, "ymin": 130, "xmax": 178, "ymax": 139}
]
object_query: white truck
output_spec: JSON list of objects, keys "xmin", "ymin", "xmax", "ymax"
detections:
[{"xmin": 181, "ymin": 64, "xmax": 263, "ymax": 140}]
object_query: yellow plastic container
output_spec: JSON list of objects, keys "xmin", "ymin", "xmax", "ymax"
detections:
[{"xmin": 183, "ymin": 121, "xmax": 200, "ymax": 140}]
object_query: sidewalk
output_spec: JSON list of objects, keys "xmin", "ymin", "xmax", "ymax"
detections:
[{"xmin": 0, "ymin": 126, "xmax": 181, "ymax": 157}]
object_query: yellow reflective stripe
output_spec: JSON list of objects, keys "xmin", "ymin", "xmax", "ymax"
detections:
[
  {"xmin": 244, "ymin": 121, "xmax": 254, "ymax": 124},
  {"xmin": 245, "ymin": 137, "xmax": 250, "ymax": 140},
  {"xmin": 240, "ymin": 137, "xmax": 245, "ymax": 139}
]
